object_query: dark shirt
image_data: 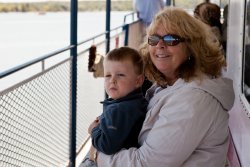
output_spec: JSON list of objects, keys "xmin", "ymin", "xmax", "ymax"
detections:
[{"xmin": 91, "ymin": 88, "xmax": 148, "ymax": 155}]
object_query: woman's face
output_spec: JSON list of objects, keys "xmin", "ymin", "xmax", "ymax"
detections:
[{"xmin": 148, "ymin": 26, "xmax": 190, "ymax": 82}]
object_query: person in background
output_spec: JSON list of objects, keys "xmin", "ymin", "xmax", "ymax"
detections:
[
  {"xmin": 133, "ymin": 0, "xmax": 163, "ymax": 94},
  {"xmin": 194, "ymin": 2, "xmax": 222, "ymax": 42},
  {"xmin": 126, "ymin": 0, "xmax": 164, "ymax": 94},
  {"xmin": 80, "ymin": 46, "xmax": 148, "ymax": 167},
  {"xmin": 133, "ymin": 0, "xmax": 164, "ymax": 27},
  {"xmin": 88, "ymin": 45, "xmax": 104, "ymax": 78},
  {"xmin": 94, "ymin": 7, "xmax": 235, "ymax": 167}
]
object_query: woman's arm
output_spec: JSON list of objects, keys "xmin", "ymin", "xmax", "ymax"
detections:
[{"xmin": 97, "ymin": 89, "xmax": 228, "ymax": 167}]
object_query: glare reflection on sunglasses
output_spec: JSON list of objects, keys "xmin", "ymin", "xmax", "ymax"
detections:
[{"xmin": 148, "ymin": 34, "xmax": 185, "ymax": 46}]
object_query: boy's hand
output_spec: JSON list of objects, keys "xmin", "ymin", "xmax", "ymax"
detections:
[{"xmin": 88, "ymin": 117, "xmax": 100, "ymax": 134}]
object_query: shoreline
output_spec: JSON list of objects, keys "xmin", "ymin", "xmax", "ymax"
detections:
[{"xmin": 0, "ymin": 1, "xmax": 133, "ymax": 12}]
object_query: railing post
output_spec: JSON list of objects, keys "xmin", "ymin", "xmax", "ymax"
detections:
[
  {"xmin": 166, "ymin": 0, "xmax": 171, "ymax": 6},
  {"xmin": 104, "ymin": 0, "xmax": 111, "ymax": 99},
  {"xmin": 123, "ymin": 24, "xmax": 129, "ymax": 46},
  {"xmin": 69, "ymin": 0, "xmax": 77, "ymax": 166},
  {"xmin": 106, "ymin": 0, "xmax": 111, "ymax": 54}
]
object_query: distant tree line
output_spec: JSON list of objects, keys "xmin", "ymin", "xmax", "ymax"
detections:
[
  {"xmin": 0, "ymin": 1, "xmax": 133, "ymax": 12},
  {"xmin": 0, "ymin": 0, "xmax": 229, "ymax": 13}
]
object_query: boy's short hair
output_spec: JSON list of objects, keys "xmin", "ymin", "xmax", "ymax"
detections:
[{"xmin": 105, "ymin": 46, "xmax": 144, "ymax": 75}]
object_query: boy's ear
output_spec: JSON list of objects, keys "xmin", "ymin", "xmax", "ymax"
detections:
[{"xmin": 136, "ymin": 74, "xmax": 145, "ymax": 88}]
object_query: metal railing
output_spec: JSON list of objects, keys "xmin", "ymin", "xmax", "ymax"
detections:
[
  {"xmin": 123, "ymin": 11, "xmax": 137, "ymax": 24},
  {"xmin": 0, "ymin": 21, "xmax": 131, "ymax": 167}
]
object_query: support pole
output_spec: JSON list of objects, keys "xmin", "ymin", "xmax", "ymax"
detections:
[
  {"xmin": 69, "ymin": 0, "xmax": 77, "ymax": 166},
  {"xmin": 105, "ymin": 0, "xmax": 111, "ymax": 99},
  {"xmin": 106, "ymin": 0, "xmax": 111, "ymax": 54},
  {"xmin": 166, "ymin": 0, "xmax": 171, "ymax": 6}
]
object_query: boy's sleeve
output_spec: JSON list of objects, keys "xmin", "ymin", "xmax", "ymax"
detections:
[{"xmin": 91, "ymin": 105, "xmax": 141, "ymax": 155}]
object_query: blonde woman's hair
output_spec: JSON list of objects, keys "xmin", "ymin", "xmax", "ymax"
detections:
[{"xmin": 141, "ymin": 7, "xmax": 225, "ymax": 86}]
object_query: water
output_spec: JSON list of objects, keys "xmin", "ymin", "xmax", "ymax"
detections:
[
  {"xmin": 0, "ymin": 11, "xmax": 127, "ymax": 165},
  {"xmin": 0, "ymin": 11, "xmax": 131, "ymax": 72},
  {"xmin": 0, "ymin": 11, "xmax": 132, "ymax": 91}
]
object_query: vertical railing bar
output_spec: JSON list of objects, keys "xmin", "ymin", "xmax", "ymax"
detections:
[
  {"xmin": 105, "ymin": 0, "xmax": 111, "ymax": 99},
  {"xmin": 42, "ymin": 60, "xmax": 45, "ymax": 71},
  {"xmin": 123, "ymin": 24, "xmax": 129, "ymax": 46},
  {"xmin": 69, "ymin": 0, "xmax": 78, "ymax": 166},
  {"xmin": 166, "ymin": 0, "xmax": 171, "ymax": 6},
  {"xmin": 123, "ymin": 15, "xmax": 126, "ymax": 23},
  {"xmin": 106, "ymin": 0, "xmax": 111, "ymax": 54}
]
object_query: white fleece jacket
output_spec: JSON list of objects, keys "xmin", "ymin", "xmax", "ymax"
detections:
[{"xmin": 97, "ymin": 77, "xmax": 235, "ymax": 167}]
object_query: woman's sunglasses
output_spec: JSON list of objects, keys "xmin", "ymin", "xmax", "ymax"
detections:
[{"xmin": 148, "ymin": 34, "xmax": 185, "ymax": 46}]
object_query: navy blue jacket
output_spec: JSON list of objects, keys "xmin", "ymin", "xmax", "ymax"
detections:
[{"xmin": 91, "ymin": 88, "xmax": 148, "ymax": 155}]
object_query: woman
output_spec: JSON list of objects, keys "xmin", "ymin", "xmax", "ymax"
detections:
[{"xmin": 95, "ymin": 8, "xmax": 235, "ymax": 167}]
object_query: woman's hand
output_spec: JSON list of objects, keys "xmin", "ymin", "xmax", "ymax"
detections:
[{"xmin": 89, "ymin": 145, "xmax": 98, "ymax": 162}]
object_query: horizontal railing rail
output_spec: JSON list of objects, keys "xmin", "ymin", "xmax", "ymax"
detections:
[
  {"xmin": 0, "ymin": 24, "xmax": 127, "ymax": 80},
  {"xmin": 0, "ymin": 45, "xmax": 74, "ymax": 79},
  {"xmin": 123, "ymin": 11, "xmax": 137, "ymax": 24}
]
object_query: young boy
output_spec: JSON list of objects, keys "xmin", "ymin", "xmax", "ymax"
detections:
[{"xmin": 80, "ymin": 46, "xmax": 148, "ymax": 167}]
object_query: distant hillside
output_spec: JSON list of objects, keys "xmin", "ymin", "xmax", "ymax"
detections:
[{"xmin": 0, "ymin": 1, "xmax": 133, "ymax": 12}]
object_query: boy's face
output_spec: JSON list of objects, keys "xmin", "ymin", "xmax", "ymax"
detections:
[{"xmin": 104, "ymin": 59, "xmax": 144, "ymax": 100}]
